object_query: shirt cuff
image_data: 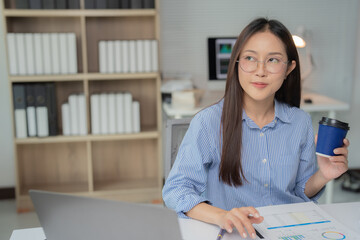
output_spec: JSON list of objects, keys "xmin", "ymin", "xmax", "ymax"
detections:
[
  {"xmin": 176, "ymin": 194, "xmax": 211, "ymax": 219},
  {"xmin": 295, "ymin": 184, "xmax": 326, "ymax": 203}
]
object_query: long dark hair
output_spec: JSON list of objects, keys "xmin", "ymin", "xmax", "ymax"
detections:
[{"xmin": 219, "ymin": 18, "xmax": 301, "ymax": 186}]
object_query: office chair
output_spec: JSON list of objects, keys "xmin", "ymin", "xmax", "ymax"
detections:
[{"xmin": 164, "ymin": 118, "xmax": 192, "ymax": 180}]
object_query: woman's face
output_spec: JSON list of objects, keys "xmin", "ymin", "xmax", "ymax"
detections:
[{"xmin": 238, "ymin": 30, "xmax": 296, "ymax": 104}]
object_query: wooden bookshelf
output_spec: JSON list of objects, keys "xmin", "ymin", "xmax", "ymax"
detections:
[{"xmin": 1, "ymin": 0, "xmax": 162, "ymax": 212}]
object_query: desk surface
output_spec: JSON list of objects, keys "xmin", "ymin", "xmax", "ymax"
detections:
[
  {"xmin": 10, "ymin": 202, "xmax": 360, "ymax": 240},
  {"xmin": 163, "ymin": 90, "xmax": 350, "ymax": 118}
]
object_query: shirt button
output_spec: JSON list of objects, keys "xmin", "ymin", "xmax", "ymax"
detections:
[
  {"xmin": 260, "ymin": 132, "xmax": 264, "ymax": 137},
  {"xmin": 264, "ymin": 184, "xmax": 269, "ymax": 187},
  {"xmin": 262, "ymin": 159, "xmax": 267, "ymax": 164}
]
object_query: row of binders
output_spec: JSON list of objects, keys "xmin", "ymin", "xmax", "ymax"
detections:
[
  {"xmin": 14, "ymin": 0, "xmax": 154, "ymax": 9},
  {"xmin": 61, "ymin": 94, "xmax": 87, "ymax": 136},
  {"xmin": 90, "ymin": 93, "xmax": 141, "ymax": 135},
  {"xmin": 7, "ymin": 33, "xmax": 78, "ymax": 76},
  {"xmin": 85, "ymin": 0, "xmax": 155, "ymax": 9},
  {"xmin": 15, "ymin": 0, "xmax": 79, "ymax": 9},
  {"xmin": 99, "ymin": 40, "xmax": 158, "ymax": 74},
  {"xmin": 13, "ymin": 83, "xmax": 58, "ymax": 138}
]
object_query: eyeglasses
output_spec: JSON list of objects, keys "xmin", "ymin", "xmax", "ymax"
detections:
[{"xmin": 237, "ymin": 56, "xmax": 289, "ymax": 74}]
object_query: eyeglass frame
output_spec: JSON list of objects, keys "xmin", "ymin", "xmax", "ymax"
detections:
[{"xmin": 236, "ymin": 57, "xmax": 290, "ymax": 74}]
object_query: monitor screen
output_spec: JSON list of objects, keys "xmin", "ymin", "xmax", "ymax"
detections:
[{"xmin": 208, "ymin": 37, "xmax": 237, "ymax": 90}]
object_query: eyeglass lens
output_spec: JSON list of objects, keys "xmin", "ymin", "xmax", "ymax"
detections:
[{"xmin": 239, "ymin": 57, "xmax": 287, "ymax": 74}]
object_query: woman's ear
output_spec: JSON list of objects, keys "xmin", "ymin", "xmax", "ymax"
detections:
[{"xmin": 286, "ymin": 60, "xmax": 296, "ymax": 77}]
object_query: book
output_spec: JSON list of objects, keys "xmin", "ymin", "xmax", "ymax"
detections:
[
  {"xmin": 50, "ymin": 33, "xmax": 60, "ymax": 74},
  {"xmin": 123, "ymin": 92, "xmax": 133, "ymax": 133},
  {"xmin": 13, "ymin": 84, "xmax": 28, "ymax": 138},
  {"xmin": 68, "ymin": 0, "xmax": 80, "ymax": 9},
  {"xmin": 34, "ymin": 33, "xmax": 44, "ymax": 75},
  {"xmin": 25, "ymin": 84, "xmax": 37, "ymax": 137},
  {"xmin": 61, "ymin": 103, "xmax": 71, "ymax": 135},
  {"xmin": 45, "ymin": 83, "xmax": 58, "ymax": 136},
  {"xmin": 78, "ymin": 94, "xmax": 87, "ymax": 135},
  {"xmin": 42, "ymin": 33, "xmax": 52, "ymax": 75},
  {"xmin": 107, "ymin": 41, "xmax": 115, "ymax": 73},
  {"xmin": 142, "ymin": 0, "xmax": 154, "ymax": 8},
  {"xmin": 85, "ymin": 0, "xmax": 95, "ymax": 8},
  {"xmin": 24, "ymin": 33, "xmax": 35, "ymax": 75},
  {"xmin": 143, "ymin": 40, "xmax": 151, "ymax": 72},
  {"xmin": 120, "ymin": 0, "xmax": 129, "ymax": 8},
  {"xmin": 67, "ymin": 33, "xmax": 78, "ymax": 74},
  {"xmin": 107, "ymin": 0, "xmax": 119, "ymax": 8},
  {"xmin": 114, "ymin": 40, "xmax": 122, "ymax": 73},
  {"xmin": 121, "ymin": 41, "xmax": 129, "ymax": 73},
  {"xmin": 129, "ymin": 40, "xmax": 136, "ymax": 73},
  {"xmin": 15, "ymin": 0, "xmax": 29, "ymax": 9},
  {"xmin": 136, "ymin": 40, "xmax": 144, "ymax": 73},
  {"xmin": 98, "ymin": 41, "xmax": 107, "ymax": 73},
  {"xmin": 96, "ymin": 0, "xmax": 106, "ymax": 8},
  {"xmin": 107, "ymin": 93, "xmax": 116, "ymax": 134},
  {"xmin": 130, "ymin": 0, "xmax": 142, "ymax": 8},
  {"xmin": 34, "ymin": 83, "xmax": 49, "ymax": 137},
  {"xmin": 7, "ymin": 33, "xmax": 18, "ymax": 75},
  {"xmin": 132, "ymin": 101, "xmax": 140, "ymax": 133},
  {"xmin": 56, "ymin": 0, "xmax": 66, "ymax": 9},
  {"xmin": 59, "ymin": 33, "xmax": 69, "ymax": 74},
  {"xmin": 42, "ymin": 0, "xmax": 55, "ymax": 9},
  {"xmin": 29, "ymin": 0, "xmax": 42, "ymax": 9},
  {"xmin": 90, "ymin": 94, "xmax": 100, "ymax": 134},
  {"xmin": 100, "ymin": 93, "xmax": 109, "ymax": 134},
  {"xmin": 151, "ymin": 40, "xmax": 158, "ymax": 72},
  {"xmin": 115, "ymin": 93, "xmax": 125, "ymax": 134},
  {"xmin": 68, "ymin": 94, "xmax": 79, "ymax": 135},
  {"xmin": 15, "ymin": 33, "xmax": 27, "ymax": 75}
]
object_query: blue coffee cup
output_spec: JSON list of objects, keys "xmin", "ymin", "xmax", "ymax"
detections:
[{"xmin": 316, "ymin": 117, "xmax": 350, "ymax": 157}]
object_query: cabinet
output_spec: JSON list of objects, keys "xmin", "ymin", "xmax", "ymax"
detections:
[{"xmin": 1, "ymin": 0, "xmax": 162, "ymax": 212}]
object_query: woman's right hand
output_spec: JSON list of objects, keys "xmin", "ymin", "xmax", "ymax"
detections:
[{"xmin": 217, "ymin": 207, "xmax": 264, "ymax": 239}]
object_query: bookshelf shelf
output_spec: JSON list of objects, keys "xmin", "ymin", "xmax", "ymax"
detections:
[
  {"xmin": 3, "ymin": 9, "xmax": 156, "ymax": 17},
  {"xmin": 86, "ymin": 72, "xmax": 159, "ymax": 80},
  {"xmin": 9, "ymin": 72, "xmax": 159, "ymax": 82},
  {"xmin": 2, "ymin": 0, "xmax": 162, "ymax": 211},
  {"xmin": 15, "ymin": 130, "xmax": 159, "ymax": 144},
  {"xmin": 10, "ymin": 74, "xmax": 85, "ymax": 82}
]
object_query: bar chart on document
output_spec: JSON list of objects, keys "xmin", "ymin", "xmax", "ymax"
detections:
[{"xmin": 255, "ymin": 202, "xmax": 357, "ymax": 240}]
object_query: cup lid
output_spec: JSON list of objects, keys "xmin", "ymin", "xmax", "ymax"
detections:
[{"xmin": 319, "ymin": 117, "xmax": 350, "ymax": 130}]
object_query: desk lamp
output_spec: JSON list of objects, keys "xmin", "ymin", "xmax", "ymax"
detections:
[{"xmin": 292, "ymin": 26, "xmax": 314, "ymax": 82}]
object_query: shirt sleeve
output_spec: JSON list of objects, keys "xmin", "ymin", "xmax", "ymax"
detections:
[
  {"xmin": 162, "ymin": 113, "xmax": 217, "ymax": 218},
  {"xmin": 294, "ymin": 113, "xmax": 325, "ymax": 202}
]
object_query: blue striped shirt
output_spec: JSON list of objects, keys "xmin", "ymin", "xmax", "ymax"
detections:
[{"xmin": 162, "ymin": 99, "xmax": 323, "ymax": 218}]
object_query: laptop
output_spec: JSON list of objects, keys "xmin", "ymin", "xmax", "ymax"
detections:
[{"xmin": 29, "ymin": 190, "xmax": 183, "ymax": 240}]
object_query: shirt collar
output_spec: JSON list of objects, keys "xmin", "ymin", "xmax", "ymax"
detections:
[{"xmin": 274, "ymin": 99, "xmax": 291, "ymax": 123}]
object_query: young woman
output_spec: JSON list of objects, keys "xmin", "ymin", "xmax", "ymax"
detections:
[{"xmin": 162, "ymin": 18, "xmax": 349, "ymax": 239}]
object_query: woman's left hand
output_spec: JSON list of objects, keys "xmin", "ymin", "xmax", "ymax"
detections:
[{"xmin": 316, "ymin": 135, "xmax": 350, "ymax": 181}]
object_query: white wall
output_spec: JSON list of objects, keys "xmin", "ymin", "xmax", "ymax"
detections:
[
  {"xmin": 0, "ymin": 9, "xmax": 15, "ymax": 187},
  {"xmin": 160, "ymin": 0, "xmax": 360, "ymax": 168}
]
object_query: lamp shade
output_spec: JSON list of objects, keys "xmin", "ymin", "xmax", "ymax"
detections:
[{"xmin": 292, "ymin": 35, "xmax": 306, "ymax": 48}]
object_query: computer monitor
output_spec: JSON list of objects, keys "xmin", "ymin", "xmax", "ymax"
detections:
[{"xmin": 208, "ymin": 37, "xmax": 237, "ymax": 90}]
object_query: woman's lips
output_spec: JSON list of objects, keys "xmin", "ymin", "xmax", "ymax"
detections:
[{"xmin": 251, "ymin": 82, "xmax": 268, "ymax": 88}]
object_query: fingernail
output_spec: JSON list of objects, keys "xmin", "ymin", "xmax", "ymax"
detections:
[
  {"xmin": 252, "ymin": 233, "xmax": 256, "ymax": 239},
  {"xmin": 254, "ymin": 213, "xmax": 260, "ymax": 218},
  {"xmin": 333, "ymin": 149, "xmax": 338, "ymax": 154},
  {"xmin": 243, "ymin": 233, "xmax": 247, "ymax": 238},
  {"xmin": 227, "ymin": 228, "xmax": 232, "ymax": 233}
]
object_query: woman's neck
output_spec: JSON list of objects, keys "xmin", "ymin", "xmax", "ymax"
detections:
[{"xmin": 243, "ymin": 96, "xmax": 275, "ymax": 129}]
